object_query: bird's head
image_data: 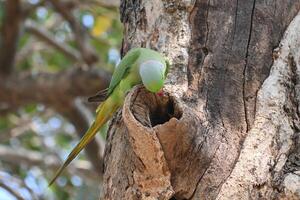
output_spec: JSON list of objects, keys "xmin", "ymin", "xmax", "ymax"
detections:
[{"xmin": 139, "ymin": 60, "xmax": 166, "ymax": 93}]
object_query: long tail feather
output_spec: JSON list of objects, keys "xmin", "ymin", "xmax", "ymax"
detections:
[{"xmin": 48, "ymin": 103, "xmax": 112, "ymax": 186}]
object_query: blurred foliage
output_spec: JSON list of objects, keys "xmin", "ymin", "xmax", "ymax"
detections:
[{"xmin": 0, "ymin": 0, "xmax": 122, "ymax": 199}]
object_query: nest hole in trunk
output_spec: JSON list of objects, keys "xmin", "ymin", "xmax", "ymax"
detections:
[{"xmin": 130, "ymin": 87, "xmax": 182, "ymax": 128}]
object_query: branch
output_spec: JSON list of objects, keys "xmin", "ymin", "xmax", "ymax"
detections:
[
  {"xmin": 0, "ymin": 174, "xmax": 39, "ymax": 200},
  {"xmin": 0, "ymin": 0, "xmax": 22, "ymax": 76},
  {"xmin": 0, "ymin": 68, "xmax": 110, "ymax": 178},
  {"xmin": 48, "ymin": 0, "xmax": 98, "ymax": 65},
  {"xmin": 0, "ymin": 117, "xmax": 32, "ymax": 142},
  {"xmin": 0, "ymin": 145, "xmax": 97, "ymax": 180},
  {"xmin": 0, "ymin": 67, "xmax": 111, "ymax": 110},
  {"xmin": 25, "ymin": 20, "xmax": 82, "ymax": 62},
  {"xmin": 76, "ymin": 0, "xmax": 119, "ymax": 10},
  {"xmin": 0, "ymin": 182, "xmax": 25, "ymax": 200},
  {"xmin": 0, "ymin": 109, "xmax": 54, "ymax": 142},
  {"xmin": 22, "ymin": 0, "xmax": 46, "ymax": 17}
]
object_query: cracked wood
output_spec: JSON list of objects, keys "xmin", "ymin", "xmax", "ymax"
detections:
[{"xmin": 102, "ymin": 0, "xmax": 300, "ymax": 199}]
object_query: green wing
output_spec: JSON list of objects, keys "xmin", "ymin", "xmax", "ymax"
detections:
[
  {"xmin": 107, "ymin": 48, "xmax": 141, "ymax": 96},
  {"xmin": 87, "ymin": 48, "xmax": 141, "ymax": 103}
]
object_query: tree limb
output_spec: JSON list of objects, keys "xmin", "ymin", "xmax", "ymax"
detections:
[
  {"xmin": 48, "ymin": 0, "xmax": 98, "ymax": 65},
  {"xmin": 0, "ymin": 117, "xmax": 32, "ymax": 142},
  {"xmin": 76, "ymin": 0, "xmax": 119, "ymax": 10},
  {"xmin": 0, "ymin": 182, "xmax": 25, "ymax": 200},
  {"xmin": 25, "ymin": 20, "xmax": 82, "ymax": 62},
  {"xmin": 22, "ymin": 0, "xmax": 46, "ymax": 17},
  {"xmin": 0, "ymin": 145, "xmax": 97, "ymax": 180},
  {"xmin": 0, "ymin": 174, "xmax": 39, "ymax": 200},
  {"xmin": 0, "ymin": 67, "xmax": 111, "ymax": 109},
  {"xmin": 0, "ymin": 67, "xmax": 110, "ymax": 176},
  {"xmin": 0, "ymin": 0, "xmax": 22, "ymax": 76}
]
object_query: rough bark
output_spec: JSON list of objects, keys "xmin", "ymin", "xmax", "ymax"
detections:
[
  {"xmin": 217, "ymin": 13, "xmax": 300, "ymax": 200},
  {"xmin": 102, "ymin": 0, "xmax": 300, "ymax": 199}
]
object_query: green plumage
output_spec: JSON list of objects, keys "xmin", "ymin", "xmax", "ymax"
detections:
[
  {"xmin": 48, "ymin": 48, "xmax": 169, "ymax": 186},
  {"xmin": 107, "ymin": 47, "xmax": 168, "ymax": 96}
]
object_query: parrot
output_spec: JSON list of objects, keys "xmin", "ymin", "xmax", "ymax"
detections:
[{"xmin": 48, "ymin": 47, "xmax": 169, "ymax": 186}]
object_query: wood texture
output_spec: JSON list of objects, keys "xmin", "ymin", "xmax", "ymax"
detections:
[
  {"xmin": 102, "ymin": 0, "xmax": 300, "ymax": 199},
  {"xmin": 217, "ymin": 13, "xmax": 300, "ymax": 199}
]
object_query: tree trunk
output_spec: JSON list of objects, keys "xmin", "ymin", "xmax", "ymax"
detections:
[{"xmin": 102, "ymin": 1, "xmax": 300, "ymax": 199}]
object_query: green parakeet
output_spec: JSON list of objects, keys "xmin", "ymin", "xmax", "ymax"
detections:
[{"xmin": 48, "ymin": 47, "xmax": 169, "ymax": 186}]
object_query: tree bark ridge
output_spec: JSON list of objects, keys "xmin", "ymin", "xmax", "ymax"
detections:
[
  {"xmin": 102, "ymin": 0, "xmax": 300, "ymax": 199},
  {"xmin": 217, "ymin": 12, "xmax": 300, "ymax": 199}
]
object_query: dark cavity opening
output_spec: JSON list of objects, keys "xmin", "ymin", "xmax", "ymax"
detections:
[
  {"xmin": 149, "ymin": 95, "xmax": 182, "ymax": 127},
  {"xmin": 131, "ymin": 88, "xmax": 183, "ymax": 128},
  {"xmin": 170, "ymin": 196, "xmax": 187, "ymax": 200}
]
